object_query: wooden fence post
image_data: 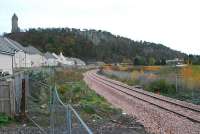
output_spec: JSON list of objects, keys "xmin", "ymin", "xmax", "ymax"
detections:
[{"xmin": 20, "ymin": 78, "xmax": 26, "ymax": 119}]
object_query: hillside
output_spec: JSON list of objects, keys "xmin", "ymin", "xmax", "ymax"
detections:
[{"xmin": 6, "ymin": 28, "xmax": 188, "ymax": 64}]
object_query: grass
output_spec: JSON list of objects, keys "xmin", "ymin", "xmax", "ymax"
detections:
[
  {"xmin": 26, "ymin": 68, "xmax": 147, "ymax": 133},
  {"xmin": 55, "ymin": 69, "xmax": 122, "ymax": 121},
  {"xmin": 0, "ymin": 113, "xmax": 14, "ymax": 127}
]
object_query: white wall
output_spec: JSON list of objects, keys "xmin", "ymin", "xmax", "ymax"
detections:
[
  {"xmin": 14, "ymin": 51, "xmax": 32, "ymax": 68},
  {"xmin": 29, "ymin": 54, "xmax": 44, "ymax": 67},
  {"xmin": 45, "ymin": 58, "xmax": 58, "ymax": 66},
  {"xmin": 0, "ymin": 53, "xmax": 13, "ymax": 74}
]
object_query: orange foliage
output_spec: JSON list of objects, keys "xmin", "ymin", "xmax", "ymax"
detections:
[
  {"xmin": 181, "ymin": 66, "xmax": 192, "ymax": 77},
  {"xmin": 143, "ymin": 66, "xmax": 161, "ymax": 71},
  {"xmin": 181, "ymin": 66, "xmax": 200, "ymax": 87},
  {"xmin": 103, "ymin": 64, "xmax": 114, "ymax": 70}
]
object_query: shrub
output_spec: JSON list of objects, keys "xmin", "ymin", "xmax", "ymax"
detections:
[
  {"xmin": 146, "ymin": 79, "xmax": 176, "ymax": 94},
  {"xmin": 0, "ymin": 113, "xmax": 12, "ymax": 126}
]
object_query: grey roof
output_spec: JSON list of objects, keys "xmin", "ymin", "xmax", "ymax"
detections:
[
  {"xmin": 0, "ymin": 37, "xmax": 43, "ymax": 56},
  {"xmin": 8, "ymin": 39, "xmax": 26, "ymax": 51},
  {"xmin": 25, "ymin": 46, "xmax": 43, "ymax": 55},
  {"xmin": 44, "ymin": 52, "xmax": 56, "ymax": 59},
  {"xmin": 0, "ymin": 37, "xmax": 15, "ymax": 55}
]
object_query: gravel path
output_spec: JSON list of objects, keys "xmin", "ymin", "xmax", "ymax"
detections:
[{"xmin": 84, "ymin": 70, "xmax": 200, "ymax": 134}]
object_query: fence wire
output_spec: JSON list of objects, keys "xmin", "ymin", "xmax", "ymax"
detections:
[{"xmin": 27, "ymin": 68, "xmax": 92, "ymax": 134}]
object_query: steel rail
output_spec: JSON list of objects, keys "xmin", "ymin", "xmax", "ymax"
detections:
[
  {"xmin": 87, "ymin": 72, "xmax": 200, "ymax": 123},
  {"xmin": 93, "ymin": 71, "xmax": 200, "ymax": 113}
]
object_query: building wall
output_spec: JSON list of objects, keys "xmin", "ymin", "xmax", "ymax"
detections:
[
  {"xmin": 29, "ymin": 54, "xmax": 44, "ymax": 67},
  {"xmin": 45, "ymin": 59, "xmax": 58, "ymax": 66},
  {"xmin": 14, "ymin": 51, "xmax": 32, "ymax": 68},
  {"xmin": 0, "ymin": 53, "xmax": 13, "ymax": 74}
]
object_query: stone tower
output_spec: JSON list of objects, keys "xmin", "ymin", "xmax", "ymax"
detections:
[{"xmin": 11, "ymin": 13, "xmax": 20, "ymax": 33}]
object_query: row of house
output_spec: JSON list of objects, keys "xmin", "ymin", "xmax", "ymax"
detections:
[
  {"xmin": 0, "ymin": 37, "xmax": 86, "ymax": 74},
  {"xmin": 44, "ymin": 52, "xmax": 86, "ymax": 67}
]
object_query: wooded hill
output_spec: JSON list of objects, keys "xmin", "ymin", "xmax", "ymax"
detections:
[{"xmin": 5, "ymin": 28, "xmax": 191, "ymax": 65}]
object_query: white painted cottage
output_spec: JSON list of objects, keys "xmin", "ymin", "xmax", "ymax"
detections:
[
  {"xmin": 4, "ymin": 38, "xmax": 32, "ymax": 68},
  {"xmin": 25, "ymin": 46, "xmax": 45, "ymax": 67},
  {"xmin": 52, "ymin": 52, "xmax": 86, "ymax": 67},
  {"xmin": 44, "ymin": 52, "xmax": 58, "ymax": 66},
  {"xmin": 52, "ymin": 52, "xmax": 75, "ymax": 66},
  {"xmin": 0, "ymin": 37, "xmax": 15, "ymax": 74},
  {"xmin": 71, "ymin": 58, "xmax": 86, "ymax": 66}
]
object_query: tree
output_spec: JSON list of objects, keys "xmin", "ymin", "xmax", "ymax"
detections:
[{"xmin": 148, "ymin": 57, "xmax": 156, "ymax": 65}]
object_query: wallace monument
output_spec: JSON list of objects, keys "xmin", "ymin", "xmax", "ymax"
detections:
[{"xmin": 11, "ymin": 13, "xmax": 20, "ymax": 33}]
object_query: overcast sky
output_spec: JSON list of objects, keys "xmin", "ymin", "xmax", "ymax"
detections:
[{"xmin": 0, "ymin": 0, "xmax": 199, "ymax": 55}]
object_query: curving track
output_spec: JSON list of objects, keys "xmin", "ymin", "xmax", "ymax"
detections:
[{"xmin": 85, "ymin": 70, "xmax": 200, "ymax": 124}]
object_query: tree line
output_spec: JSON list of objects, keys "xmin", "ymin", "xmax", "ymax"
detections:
[{"xmin": 5, "ymin": 28, "xmax": 200, "ymax": 65}]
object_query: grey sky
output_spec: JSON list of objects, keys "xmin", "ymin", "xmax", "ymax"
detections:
[{"xmin": 0, "ymin": 0, "xmax": 199, "ymax": 55}]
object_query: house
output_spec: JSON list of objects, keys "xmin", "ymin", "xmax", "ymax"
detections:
[
  {"xmin": 52, "ymin": 52, "xmax": 74, "ymax": 66},
  {"xmin": 4, "ymin": 38, "xmax": 31, "ymax": 68},
  {"xmin": 44, "ymin": 52, "xmax": 58, "ymax": 66},
  {"xmin": 166, "ymin": 58, "xmax": 184, "ymax": 65},
  {"xmin": 0, "ymin": 37, "xmax": 15, "ymax": 74},
  {"xmin": 52, "ymin": 52, "xmax": 86, "ymax": 67},
  {"xmin": 70, "ymin": 58, "xmax": 86, "ymax": 66},
  {"xmin": 24, "ymin": 46, "xmax": 45, "ymax": 67}
]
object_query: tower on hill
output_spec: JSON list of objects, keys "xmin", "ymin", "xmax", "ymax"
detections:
[{"xmin": 11, "ymin": 13, "xmax": 20, "ymax": 33}]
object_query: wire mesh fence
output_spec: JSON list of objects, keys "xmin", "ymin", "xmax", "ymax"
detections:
[
  {"xmin": 51, "ymin": 86, "xmax": 92, "ymax": 134},
  {"xmin": 27, "ymin": 67, "xmax": 93, "ymax": 134}
]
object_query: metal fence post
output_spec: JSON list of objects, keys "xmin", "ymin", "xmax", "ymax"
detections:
[
  {"xmin": 50, "ymin": 86, "xmax": 55, "ymax": 134},
  {"xmin": 67, "ymin": 105, "xmax": 72, "ymax": 134},
  {"xmin": 78, "ymin": 120, "xmax": 82, "ymax": 134}
]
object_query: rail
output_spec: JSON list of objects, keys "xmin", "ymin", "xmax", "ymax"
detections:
[{"xmin": 87, "ymin": 70, "xmax": 200, "ymax": 123}]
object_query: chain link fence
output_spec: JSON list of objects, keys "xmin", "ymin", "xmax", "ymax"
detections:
[{"xmin": 27, "ymin": 67, "xmax": 92, "ymax": 134}]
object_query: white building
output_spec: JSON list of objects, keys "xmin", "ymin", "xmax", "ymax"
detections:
[
  {"xmin": 0, "ymin": 37, "xmax": 15, "ymax": 74},
  {"xmin": 166, "ymin": 58, "xmax": 184, "ymax": 65},
  {"xmin": 44, "ymin": 52, "xmax": 58, "ymax": 66},
  {"xmin": 71, "ymin": 58, "xmax": 86, "ymax": 66},
  {"xmin": 52, "ymin": 52, "xmax": 86, "ymax": 67},
  {"xmin": 4, "ymin": 38, "xmax": 31, "ymax": 68},
  {"xmin": 52, "ymin": 52, "xmax": 75, "ymax": 66},
  {"xmin": 25, "ymin": 46, "xmax": 45, "ymax": 67}
]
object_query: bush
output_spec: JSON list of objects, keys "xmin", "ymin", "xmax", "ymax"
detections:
[
  {"xmin": 146, "ymin": 79, "xmax": 176, "ymax": 94},
  {"xmin": 0, "ymin": 113, "xmax": 12, "ymax": 126}
]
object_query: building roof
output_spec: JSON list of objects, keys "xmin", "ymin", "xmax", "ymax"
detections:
[
  {"xmin": 0, "ymin": 37, "xmax": 15, "ymax": 55},
  {"xmin": 8, "ymin": 39, "xmax": 26, "ymax": 51},
  {"xmin": 0, "ymin": 37, "xmax": 43, "ymax": 56},
  {"xmin": 44, "ymin": 52, "xmax": 56, "ymax": 59},
  {"xmin": 25, "ymin": 46, "xmax": 43, "ymax": 55}
]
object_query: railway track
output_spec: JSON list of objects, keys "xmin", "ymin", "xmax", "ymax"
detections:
[{"xmin": 86, "ymin": 70, "xmax": 200, "ymax": 124}]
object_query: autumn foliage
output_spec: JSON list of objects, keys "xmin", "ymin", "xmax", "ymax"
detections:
[{"xmin": 181, "ymin": 66, "xmax": 200, "ymax": 88}]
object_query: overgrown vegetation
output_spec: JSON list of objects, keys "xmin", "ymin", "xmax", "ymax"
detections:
[
  {"xmin": 145, "ymin": 79, "xmax": 176, "ymax": 95},
  {"xmin": 0, "ymin": 113, "xmax": 13, "ymax": 127},
  {"xmin": 28, "ymin": 68, "xmax": 147, "ymax": 133},
  {"xmin": 55, "ymin": 69, "xmax": 121, "ymax": 121},
  {"xmin": 101, "ymin": 65, "xmax": 200, "ymax": 105}
]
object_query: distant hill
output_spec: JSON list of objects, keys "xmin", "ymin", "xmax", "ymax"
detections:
[{"xmin": 6, "ymin": 28, "xmax": 188, "ymax": 65}]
